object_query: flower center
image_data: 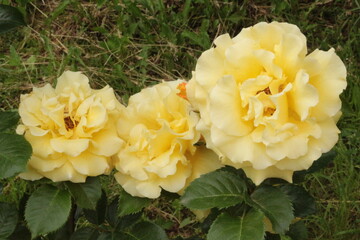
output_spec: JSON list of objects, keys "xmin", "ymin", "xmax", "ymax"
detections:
[
  {"xmin": 256, "ymin": 87, "xmax": 271, "ymax": 95},
  {"xmin": 64, "ymin": 116, "xmax": 78, "ymax": 130},
  {"xmin": 264, "ymin": 107, "xmax": 275, "ymax": 116}
]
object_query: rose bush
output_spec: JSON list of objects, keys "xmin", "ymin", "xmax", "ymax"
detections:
[
  {"xmin": 17, "ymin": 71, "xmax": 124, "ymax": 182},
  {"xmin": 114, "ymin": 80, "xmax": 222, "ymax": 198},
  {"xmin": 187, "ymin": 21, "xmax": 347, "ymax": 184}
]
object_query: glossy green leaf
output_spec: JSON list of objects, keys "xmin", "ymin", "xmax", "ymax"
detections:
[
  {"xmin": 278, "ymin": 184, "xmax": 315, "ymax": 217},
  {"xmin": 0, "ymin": 202, "xmax": 18, "ymax": 239},
  {"xmin": 25, "ymin": 185, "xmax": 71, "ymax": 238},
  {"xmin": 122, "ymin": 221, "xmax": 168, "ymax": 240},
  {"xmin": 251, "ymin": 185, "xmax": 294, "ymax": 234},
  {"xmin": 207, "ymin": 210, "xmax": 265, "ymax": 240},
  {"xmin": 0, "ymin": 111, "xmax": 19, "ymax": 132},
  {"xmin": 0, "ymin": 133, "xmax": 32, "ymax": 179},
  {"xmin": 180, "ymin": 170, "xmax": 246, "ymax": 209},
  {"xmin": 118, "ymin": 189, "xmax": 151, "ymax": 216},
  {"xmin": 66, "ymin": 177, "xmax": 101, "ymax": 210},
  {"xmin": 0, "ymin": 4, "xmax": 26, "ymax": 33}
]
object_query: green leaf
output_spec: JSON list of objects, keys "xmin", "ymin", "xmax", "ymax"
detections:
[
  {"xmin": 121, "ymin": 221, "xmax": 168, "ymax": 240},
  {"xmin": 46, "ymin": 223, "xmax": 72, "ymax": 240},
  {"xmin": 118, "ymin": 189, "xmax": 151, "ymax": 216},
  {"xmin": 180, "ymin": 170, "xmax": 246, "ymax": 209},
  {"xmin": 8, "ymin": 225, "xmax": 31, "ymax": 240},
  {"xmin": 207, "ymin": 210, "xmax": 265, "ymax": 240},
  {"xmin": 0, "ymin": 133, "xmax": 32, "ymax": 179},
  {"xmin": 0, "ymin": 111, "xmax": 19, "ymax": 132},
  {"xmin": 83, "ymin": 190, "xmax": 107, "ymax": 225},
  {"xmin": 106, "ymin": 197, "xmax": 119, "ymax": 227},
  {"xmin": 0, "ymin": 4, "xmax": 26, "ymax": 33},
  {"xmin": 25, "ymin": 185, "xmax": 72, "ymax": 238},
  {"xmin": 250, "ymin": 185, "xmax": 294, "ymax": 234},
  {"xmin": 0, "ymin": 202, "xmax": 18, "ymax": 239},
  {"xmin": 278, "ymin": 184, "xmax": 315, "ymax": 217},
  {"xmin": 286, "ymin": 221, "xmax": 308, "ymax": 240},
  {"xmin": 115, "ymin": 212, "xmax": 142, "ymax": 232},
  {"xmin": 69, "ymin": 227, "xmax": 99, "ymax": 240},
  {"xmin": 66, "ymin": 177, "xmax": 101, "ymax": 210}
]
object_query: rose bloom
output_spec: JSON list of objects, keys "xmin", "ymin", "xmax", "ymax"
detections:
[
  {"xmin": 187, "ymin": 22, "xmax": 347, "ymax": 185},
  {"xmin": 114, "ymin": 80, "xmax": 222, "ymax": 198},
  {"xmin": 17, "ymin": 71, "xmax": 124, "ymax": 182}
]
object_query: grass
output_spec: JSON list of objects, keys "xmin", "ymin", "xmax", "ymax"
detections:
[{"xmin": 0, "ymin": 0, "xmax": 359, "ymax": 239}]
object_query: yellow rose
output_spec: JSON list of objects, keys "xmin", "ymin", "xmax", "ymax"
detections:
[
  {"xmin": 114, "ymin": 80, "xmax": 222, "ymax": 198},
  {"xmin": 187, "ymin": 22, "xmax": 347, "ymax": 185},
  {"xmin": 17, "ymin": 71, "xmax": 124, "ymax": 182}
]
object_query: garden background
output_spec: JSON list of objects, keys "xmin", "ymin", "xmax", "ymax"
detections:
[{"xmin": 0, "ymin": 0, "xmax": 359, "ymax": 239}]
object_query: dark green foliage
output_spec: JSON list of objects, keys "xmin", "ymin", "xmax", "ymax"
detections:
[
  {"xmin": 250, "ymin": 185, "xmax": 294, "ymax": 234},
  {"xmin": 24, "ymin": 185, "xmax": 71, "ymax": 238},
  {"xmin": 118, "ymin": 188, "xmax": 151, "ymax": 216},
  {"xmin": 278, "ymin": 184, "xmax": 315, "ymax": 218},
  {"xmin": 0, "ymin": 133, "xmax": 32, "ymax": 179},
  {"xmin": 207, "ymin": 210, "xmax": 265, "ymax": 240},
  {"xmin": 0, "ymin": 4, "xmax": 26, "ymax": 33},
  {"xmin": 0, "ymin": 111, "xmax": 19, "ymax": 132},
  {"xmin": 66, "ymin": 177, "xmax": 102, "ymax": 210},
  {"xmin": 83, "ymin": 190, "xmax": 107, "ymax": 225},
  {"xmin": 181, "ymin": 170, "xmax": 246, "ymax": 209},
  {"xmin": 0, "ymin": 202, "xmax": 18, "ymax": 239}
]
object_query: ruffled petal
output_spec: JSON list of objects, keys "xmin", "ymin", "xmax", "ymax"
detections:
[
  {"xmin": 90, "ymin": 129, "xmax": 124, "ymax": 157},
  {"xmin": 69, "ymin": 152, "xmax": 110, "ymax": 176},
  {"xmin": 41, "ymin": 162, "xmax": 87, "ymax": 183},
  {"xmin": 210, "ymin": 76, "xmax": 253, "ymax": 136},
  {"xmin": 29, "ymin": 155, "xmax": 66, "ymax": 172},
  {"xmin": 243, "ymin": 166, "xmax": 293, "ymax": 185},
  {"xmin": 50, "ymin": 137, "xmax": 89, "ymax": 157},
  {"xmin": 289, "ymin": 70, "xmax": 319, "ymax": 121}
]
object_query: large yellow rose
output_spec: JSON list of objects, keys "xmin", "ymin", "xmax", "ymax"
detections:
[
  {"xmin": 17, "ymin": 71, "xmax": 124, "ymax": 182},
  {"xmin": 187, "ymin": 22, "xmax": 347, "ymax": 185},
  {"xmin": 114, "ymin": 80, "xmax": 222, "ymax": 198}
]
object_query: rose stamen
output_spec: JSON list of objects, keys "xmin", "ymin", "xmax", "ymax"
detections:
[
  {"xmin": 264, "ymin": 107, "xmax": 275, "ymax": 116},
  {"xmin": 64, "ymin": 116, "xmax": 78, "ymax": 130},
  {"xmin": 256, "ymin": 87, "xmax": 271, "ymax": 95}
]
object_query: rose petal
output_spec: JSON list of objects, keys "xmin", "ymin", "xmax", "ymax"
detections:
[
  {"xmin": 289, "ymin": 70, "xmax": 319, "ymax": 121},
  {"xmin": 50, "ymin": 137, "xmax": 89, "ymax": 157},
  {"xmin": 210, "ymin": 76, "xmax": 253, "ymax": 136},
  {"xmin": 29, "ymin": 155, "xmax": 66, "ymax": 172},
  {"xmin": 69, "ymin": 152, "xmax": 110, "ymax": 176},
  {"xmin": 41, "ymin": 162, "xmax": 86, "ymax": 183}
]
